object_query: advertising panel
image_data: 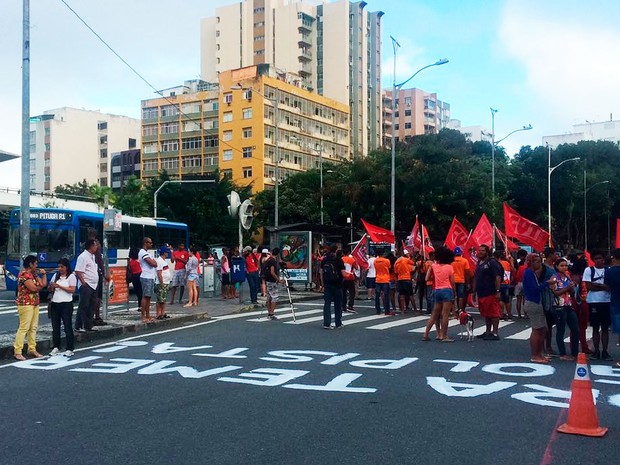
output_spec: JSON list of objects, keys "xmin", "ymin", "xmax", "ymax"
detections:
[{"xmin": 278, "ymin": 231, "xmax": 311, "ymax": 283}]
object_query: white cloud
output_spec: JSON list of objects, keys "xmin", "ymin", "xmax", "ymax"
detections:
[
  {"xmin": 381, "ymin": 37, "xmax": 427, "ymax": 86},
  {"xmin": 499, "ymin": 1, "xmax": 620, "ymax": 128}
]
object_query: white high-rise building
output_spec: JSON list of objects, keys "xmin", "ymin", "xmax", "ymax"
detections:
[
  {"xmin": 200, "ymin": 0, "xmax": 383, "ymax": 158},
  {"xmin": 543, "ymin": 118, "xmax": 620, "ymax": 148},
  {"xmin": 29, "ymin": 108, "xmax": 140, "ymax": 192}
]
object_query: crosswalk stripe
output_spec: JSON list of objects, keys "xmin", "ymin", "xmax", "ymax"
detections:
[
  {"xmin": 246, "ymin": 309, "xmax": 322, "ymax": 322},
  {"xmin": 212, "ymin": 310, "xmax": 266, "ymax": 320},
  {"xmin": 284, "ymin": 313, "xmax": 356, "ymax": 325},
  {"xmin": 366, "ymin": 315, "xmax": 428, "ymax": 330},
  {"xmin": 505, "ymin": 328, "xmax": 531, "ymax": 340},
  {"xmin": 335, "ymin": 314, "xmax": 388, "ymax": 325},
  {"xmin": 409, "ymin": 318, "xmax": 461, "ymax": 333}
]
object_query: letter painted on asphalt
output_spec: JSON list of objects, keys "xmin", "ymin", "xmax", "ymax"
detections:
[
  {"xmin": 433, "ymin": 359, "xmax": 480, "ymax": 373},
  {"xmin": 71, "ymin": 358, "xmax": 155, "ymax": 374},
  {"xmin": 321, "ymin": 353, "xmax": 361, "ymax": 365},
  {"xmin": 151, "ymin": 343, "xmax": 213, "ymax": 354},
  {"xmin": 261, "ymin": 350, "xmax": 339, "ymax": 363},
  {"xmin": 284, "ymin": 373, "xmax": 376, "ymax": 393},
  {"xmin": 609, "ymin": 394, "xmax": 620, "ymax": 408},
  {"xmin": 13, "ymin": 356, "xmax": 101, "ymax": 370},
  {"xmin": 349, "ymin": 357, "xmax": 418, "ymax": 370},
  {"xmin": 426, "ymin": 377, "xmax": 516, "ymax": 397},
  {"xmin": 481, "ymin": 363, "xmax": 555, "ymax": 377},
  {"xmin": 193, "ymin": 348, "xmax": 249, "ymax": 359},
  {"xmin": 218, "ymin": 368, "xmax": 309, "ymax": 386},
  {"xmin": 137, "ymin": 361, "xmax": 242, "ymax": 378},
  {"xmin": 511, "ymin": 384, "xmax": 601, "ymax": 408},
  {"xmin": 590, "ymin": 364, "xmax": 620, "ymax": 378}
]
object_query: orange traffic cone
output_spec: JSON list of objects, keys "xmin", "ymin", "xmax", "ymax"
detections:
[{"xmin": 557, "ymin": 353, "xmax": 608, "ymax": 437}]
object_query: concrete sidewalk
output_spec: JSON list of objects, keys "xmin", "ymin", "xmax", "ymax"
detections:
[{"xmin": 0, "ymin": 286, "xmax": 322, "ymax": 360}]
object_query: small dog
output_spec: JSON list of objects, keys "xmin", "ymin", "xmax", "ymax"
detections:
[{"xmin": 458, "ymin": 310, "xmax": 475, "ymax": 342}]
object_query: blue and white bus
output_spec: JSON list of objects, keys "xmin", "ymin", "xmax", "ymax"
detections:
[{"xmin": 5, "ymin": 208, "xmax": 188, "ymax": 291}]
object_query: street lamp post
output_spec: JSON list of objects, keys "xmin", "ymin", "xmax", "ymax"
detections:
[
  {"xmin": 547, "ymin": 145, "xmax": 580, "ymax": 246},
  {"xmin": 583, "ymin": 170, "xmax": 610, "ymax": 251},
  {"xmin": 390, "ymin": 36, "xmax": 448, "ymax": 237}
]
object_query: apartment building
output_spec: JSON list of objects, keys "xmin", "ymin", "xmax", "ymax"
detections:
[
  {"xmin": 218, "ymin": 65, "xmax": 349, "ymax": 193},
  {"xmin": 543, "ymin": 117, "xmax": 620, "ymax": 148},
  {"xmin": 200, "ymin": 0, "xmax": 382, "ymax": 158},
  {"xmin": 140, "ymin": 80, "xmax": 221, "ymax": 182},
  {"xmin": 384, "ymin": 88, "xmax": 451, "ymax": 142},
  {"xmin": 29, "ymin": 108, "xmax": 140, "ymax": 192},
  {"xmin": 110, "ymin": 149, "xmax": 141, "ymax": 192}
]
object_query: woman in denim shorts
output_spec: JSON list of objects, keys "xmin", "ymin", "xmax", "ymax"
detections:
[{"xmin": 422, "ymin": 247, "xmax": 456, "ymax": 342}]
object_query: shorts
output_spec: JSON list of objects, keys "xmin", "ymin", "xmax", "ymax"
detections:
[
  {"xmin": 514, "ymin": 282, "xmax": 524, "ymax": 297},
  {"xmin": 397, "ymin": 280, "xmax": 413, "ymax": 296},
  {"xmin": 389, "ymin": 280, "xmax": 396, "ymax": 290},
  {"xmin": 155, "ymin": 284, "xmax": 169, "ymax": 304},
  {"xmin": 171, "ymin": 270, "xmax": 186, "ymax": 287},
  {"xmin": 499, "ymin": 285, "xmax": 510, "ymax": 303},
  {"xmin": 524, "ymin": 300, "xmax": 546, "ymax": 330},
  {"xmin": 140, "ymin": 278, "xmax": 155, "ymax": 298},
  {"xmin": 478, "ymin": 295, "xmax": 501, "ymax": 318},
  {"xmin": 266, "ymin": 282, "xmax": 279, "ymax": 303},
  {"xmin": 434, "ymin": 288, "xmax": 454, "ymax": 303},
  {"xmin": 589, "ymin": 302, "xmax": 611, "ymax": 330},
  {"xmin": 187, "ymin": 273, "xmax": 199, "ymax": 282},
  {"xmin": 455, "ymin": 283, "xmax": 466, "ymax": 299},
  {"xmin": 222, "ymin": 273, "xmax": 230, "ymax": 285},
  {"xmin": 365, "ymin": 277, "xmax": 376, "ymax": 289}
]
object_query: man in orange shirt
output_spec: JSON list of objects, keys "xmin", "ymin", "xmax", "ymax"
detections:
[
  {"xmin": 451, "ymin": 246, "xmax": 471, "ymax": 315},
  {"xmin": 395, "ymin": 250, "xmax": 415, "ymax": 313},
  {"xmin": 341, "ymin": 248, "xmax": 359, "ymax": 313},
  {"xmin": 374, "ymin": 250, "xmax": 393, "ymax": 315}
]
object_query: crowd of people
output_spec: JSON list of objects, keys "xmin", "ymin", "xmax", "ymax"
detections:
[{"xmin": 11, "ymin": 233, "xmax": 620, "ymax": 368}]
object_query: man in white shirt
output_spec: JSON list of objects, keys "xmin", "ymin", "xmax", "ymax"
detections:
[
  {"xmin": 139, "ymin": 237, "xmax": 158, "ymax": 322},
  {"xmin": 155, "ymin": 247, "xmax": 172, "ymax": 320},
  {"xmin": 366, "ymin": 251, "xmax": 376, "ymax": 300},
  {"xmin": 74, "ymin": 239, "xmax": 100, "ymax": 332},
  {"xmin": 583, "ymin": 250, "xmax": 612, "ymax": 361}
]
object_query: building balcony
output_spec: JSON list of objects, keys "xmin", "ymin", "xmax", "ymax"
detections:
[
  {"xmin": 298, "ymin": 36, "xmax": 312, "ymax": 47},
  {"xmin": 299, "ymin": 50, "xmax": 312, "ymax": 62},
  {"xmin": 160, "ymin": 132, "xmax": 179, "ymax": 140},
  {"xmin": 298, "ymin": 23, "xmax": 312, "ymax": 33},
  {"xmin": 142, "ymin": 134, "xmax": 158, "ymax": 143}
]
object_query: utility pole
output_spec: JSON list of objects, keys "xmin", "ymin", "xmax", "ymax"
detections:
[{"xmin": 20, "ymin": 0, "xmax": 31, "ymax": 257}]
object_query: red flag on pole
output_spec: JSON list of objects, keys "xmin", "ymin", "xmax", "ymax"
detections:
[
  {"xmin": 421, "ymin": 224, "xmax": 435, "ymax": 254},
  {"xmin": 503, "ymin": 203, "xmax": 549, "ymax": 252},
  {"xmin": 408, "ymin": 216, "xmax": 420, "ymax": 250},
  {"xmin": 351, "ymin": 234, "xmax": 369, "ymax": 271},
  {"xmin": 464, "ymin": 214, "xmax": 494, "ymax": 270},
  {"xmin": 495, "ymin": 226, "xmax": 519, "ymax": 252},
  {"xmin": 444, "ymin": 216, "xmax": 469, "ymax": 250},
  {"xmin": 616, "ymin": 219, "xmax": 620, "ymax": 249},
  {"xmin": 361, "ymin": 218, "xmax": 395, "ymax": 244}
]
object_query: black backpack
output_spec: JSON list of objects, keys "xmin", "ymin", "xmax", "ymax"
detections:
[{"xmin": 322, "ymin": 261, "xmax": 340, "ymax": 285}]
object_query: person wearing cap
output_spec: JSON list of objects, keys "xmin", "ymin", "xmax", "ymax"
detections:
[
  {"xmin": 155, "ymin": 247, "xmax": 172, "ymax": 319},
  {"xmin": 451, "ymin": 246, "xmax": 471, "ymax": 316},
  {"xmin": 243, "ymin": 246, "xmax": 260, "ymax": 305}
]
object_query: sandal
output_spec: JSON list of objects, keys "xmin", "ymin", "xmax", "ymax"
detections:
[
  {"xmin": 441, "ymin": 338, "xmax": 455, "ymax": 343},
  {"xmin": 531, "ymin": 358, "xmax": 549, "ymax": 364},
  {"xmin": 14, "ymin": 354, "xmax": 26, "ymax": 361},
  {"xmin": 422, "ymin": 336, "xmax": 431, "ymax": 341},
  {"xmin": 27, "ymin": 351, "xmax": 44, "ymax": 358}
]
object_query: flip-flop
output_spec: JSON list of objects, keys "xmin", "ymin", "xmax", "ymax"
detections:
[
  {"xmin": 531, "ymin": 358, "xmax": 549, "ymax": 364},
  {"xmin": 441, "ymin": 338, "xmax": 455, "ymax": 343},
  {"xmin": 422, "ymin": 337, "xmax": 430, "ymax": 341}
]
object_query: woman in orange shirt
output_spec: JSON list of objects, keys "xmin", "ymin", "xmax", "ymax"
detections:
[{"xmin": 422, "ymin": 246, "xmax": 456, "ymax": 342}]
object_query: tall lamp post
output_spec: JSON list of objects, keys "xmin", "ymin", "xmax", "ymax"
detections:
[
  {"xmin": 547, "ymin": 144, "xmax": 580, "ymax": 246},
  {"xmin": 583, "ymin": 170, "xmax": 610, "ymax": 252},
  {"xmin": 390, "ymin": 36, "xmax": 448, "ymax": 236}
]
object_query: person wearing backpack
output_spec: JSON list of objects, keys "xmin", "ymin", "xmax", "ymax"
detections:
[
  {"xmin": 583, "ymin": 250, "xmax": 612, "ymax": 360},
  {"xmin": 321, "ymin": 245, "xmax": 346, "ymax": 329},
  {"xmin": 263, "ymin": 247, "xmax": 285, "ymax": 320}
]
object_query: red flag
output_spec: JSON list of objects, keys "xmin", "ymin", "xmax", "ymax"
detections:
[
  {"xmin": 421, "ymin": 224, "xmax": 435, "ymax": 254},
  {"xmin": 444, "ymin": 217, "xmax": 469, "ymax": 250},
  {"xmin": 495, "ymin": 226, "xmax": 519, "ymax": 252},
  {"xmin": 408, "ymin": 216, "xmax": 420, "ymax": 250},
  {"xmin": 585, "ymin": 250, "xmax": 595, "ymax": 267},
  {"xmin": 616, "ymin": 219, "xmax": 620, "ymax": 249},
  {"xmin": 503, "ymin": 203, "xmax": 549, "ymax": 252},
  {"xmin": 352, "ymin": 234, "xmax": 369, "ymax": 271},
  {"xmin": 464, "ymin": 214, "xmax": 493, "ymax": 270},
  {"xmin": 361, "ymin": 219, "xmax": 395, "ymax": 244}
]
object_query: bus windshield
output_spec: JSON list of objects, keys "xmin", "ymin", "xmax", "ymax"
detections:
[{"xmin": 7, "ymin": 225, "xmax": 76, "ymax": 263}]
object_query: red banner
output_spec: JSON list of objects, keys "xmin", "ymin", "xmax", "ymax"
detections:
[
  {"xmin": 616, "ymin": 219, "xmax": 620, "ymax": 249},
  {"xmin": 352, "ymin": 234, "xmax": 369, "ymax": 270},
  {"xmin": 407, "ymin": 216, "xmax": 434, "ymax": 255},
  {"xmin": 495, "ymin": 226, "xmax": 520, "ymax": 252},
  {"xmin": 463, "ymin": 214, "xmax": 493, "ymax": 270},
  {"xmin": 361, "ymin": 219, "xmax": 395, "ymax": 244},
  {"xmin": 444, "ymin": 216, "xmax": 469, "ymax": 250},
  {"xmin": 503, "ymin": 203, "xmax": 549, "ymax": 252},
  {"xmin": 421, "ymin": 224, "xmax": 435, "ymax": 254}
]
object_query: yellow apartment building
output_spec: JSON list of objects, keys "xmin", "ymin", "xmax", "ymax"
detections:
[{"xmin": 218, "ymin": 65, "xmax": 350, "ymax": 193}]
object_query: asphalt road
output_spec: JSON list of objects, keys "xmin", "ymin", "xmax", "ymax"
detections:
[{"xmin": 1, "ymin": 298, "xmax": 618, "ymax": 465}]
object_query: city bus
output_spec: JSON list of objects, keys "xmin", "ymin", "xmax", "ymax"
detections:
[{"xmin": 4, "ymin": 208, "xmax": 188, "ymax": 291}]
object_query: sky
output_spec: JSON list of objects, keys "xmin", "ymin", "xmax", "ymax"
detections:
[{"xmin": 1, "ymin": 0, "xmax": 619, "ymax": 189}]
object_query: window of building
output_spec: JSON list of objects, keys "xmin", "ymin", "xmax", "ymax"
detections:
[
  {"xmin": 224, "ymin": 94, "xmax": 233, "ymax": 104},
  {"xmin": 100, "ymin": 149, "xmax": 108, "ymax": 158},
  {"xmin": 100, "ymin": 135, "xmax": 108, "ymax": 145},
  {"xmin": 143, "ymin": 143, "xmax": 157, "ymax": 154},
  {"xmin": 242, "ymin": 127, "xmax": 252, "ymax": 138},
  {"xmin": 254, "ymin": 35, "xmax": 265, "ymax": 41},
  {"xmin": 242, "ymin": 147, "xmax": 253, "ymax": 158},
  {"xmin": 223, "ymin": 130, "xmax": 233, "ymax": 141},
  {"xmin": 181, "ymin": 102, "xmax": 201, "ymax": 114},
  {"xmin": 222, "ymin": 169, "xmax": 232, "ymax": 179},
  {"xmin": 97, "ymin": 121, "xmax": 108, "ymax": 130},
  {"xmin": 205, "ymin": 120, "xmax": 218, "ymax": 130},
  {"xmin": 405, "ymin": 110, "xmax": 411, "ymax": 117},
  {"xmin": 242, "ymin": 108, "xmax": 253, "ymax": 119},
  {"xmin": 182, "ymin": 156, "xmax": 201, "ymax": 168},
  {"xmin": 243, "ymin": 167, "xmax": 253, "ymax": 178},
  {"xmin": 142, "ymin": 107, "xmax": 158, "ymax": 119},
  {"xmin": 404, "ymin": 97, "xmax": 412, "ymax": 106},
  {"xmin": 216, "ymin": 30, "xmax": 220, "ymax": 37},
  {"xmin": 243, "ymin": 90, "xmax": 252, "ymax": 100},
  {"xmin": 183, "ymin": 121, "xmax": 200, "ymax": 132},
  {"xmin": 204, "ymin": 135, "xmax": 218, "ymax": 147},
  {"xmin": 161, "ymin": 105, "xmax": 179, "ymax": 117},
  {"xmin": 394, "ymin": 111, "xmax": 399, "ymax": 118},
  {"xmin": 204, "ymin": 155, "xmax": 218, "ymax": 165},
  {"xmin": 223, "ymin": 112, "xmax": 233, "ymax": 122},
  {"xmin": 182, "ymin": 137, "xmax": 202, "ymax": 150},
  {"xmin": 223, "ymin": 149, "xmax": 233, "ymax": 161},
  {"xmin": 143, "ymin": 125, "xmax": 158, "ymax": 136},
  {"xmin": 161, "ymin": 122, "xmax": 179, "ymax": 134},
  {"xmin": 160, "ymin": 158, "xmax": 179, "ymax": 170},
  {"xmin": 254, "ymin": 49, "xmax": 265, "ymax": 56},
  {"xmin": 161, "ymin": 140, "xmax": 179, "ymax": 152},
  {"xmin": 254, "ymin": 21, "xmax": 265, "ymax": 28},
  {"xmin": 142, "ymin": 160, "xmax": 158, "ymax": 171},
  {"xmin": 30, "ymin": 131, "xmax": 36, "ymax": 143},
  {"xmin": 394, "ymin": 124, "xmax": 400, "ymax": 130},
  {"xmin": 405, "ymin": 122, "xmax": 412, "ymax": 129}
]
